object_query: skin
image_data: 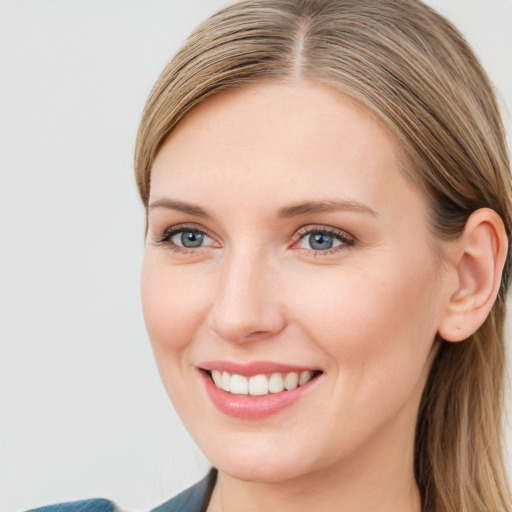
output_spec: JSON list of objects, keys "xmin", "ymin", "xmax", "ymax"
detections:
[{"xmin": 141, "ymin": 80, "xmax": 458, "ymax": 512}]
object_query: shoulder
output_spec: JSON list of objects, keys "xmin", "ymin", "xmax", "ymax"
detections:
[
  {"xmin": 26, "ymin": 498, "xmax": 117, "ymax": 512},
  {"xmin": 151, "ymin": 468, "xmax": 217, "ymax": 512},
  {"xmin": 25, "ymin": 470, "xmax": 217, "ymax": 512}
]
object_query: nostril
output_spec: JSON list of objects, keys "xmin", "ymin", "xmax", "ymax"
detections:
[{"xmin": 245, "ymin": 330, "xmax": 274, "ymax": 341}]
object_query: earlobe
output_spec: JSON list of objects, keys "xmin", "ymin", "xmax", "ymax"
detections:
[{"xmin": 438, "ymin": 208, "xmax": 508, "ymax": 343}]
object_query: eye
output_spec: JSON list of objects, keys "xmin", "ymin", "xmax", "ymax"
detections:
[
  {"xmin": 172, "ymin": 230, "xmax": 208, "ymax": 248},
  {"xmin": 294, "ymin": 227, "xmax": 355, "ymax": 254},
  {"xmin": 300, "ymin": 232, "xmax": 340, "ymax": 251},
  {"xmin": 154, "ymin": 225, "xmax": 216, "ymax": 253}
]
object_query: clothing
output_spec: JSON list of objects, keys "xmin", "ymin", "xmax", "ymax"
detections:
[
  {"xmin": 26, "ymin": 469, "xmax": 218, "ymax": 512},
  {"xmin": 26, "ymin": 499, "xmax": 116, "ymax": 512},
  {"xmin": 151, "ymin": 468, "xmax": 217, "ymax": 512}
]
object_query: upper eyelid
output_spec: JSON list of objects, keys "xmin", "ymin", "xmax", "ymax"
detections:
[
  {"xmin": 294, "ymin": 224, "xmax": 356, "ymax": 241},
  {"xmin": 155, "ymin": 223, "xmax": 212, "ymax": 239},
  {"xmin": 153, "ymin": 223, "xmax": 356, "ymax": 248},
  {"xmin": 152, "ymin": 225, "xmax": 215, "ymax": 250}
]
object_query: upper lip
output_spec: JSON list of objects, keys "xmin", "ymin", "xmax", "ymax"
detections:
[{"xmin": 197, "ymin": 360, "xmax": 322, "ymax": 376}]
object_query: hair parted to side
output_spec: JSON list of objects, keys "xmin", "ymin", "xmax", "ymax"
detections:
[{"xmin": 135, "ymin": 1, "xmax": 512, "ymax": 510}]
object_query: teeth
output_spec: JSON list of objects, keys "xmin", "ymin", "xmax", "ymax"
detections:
[
  {"xmin": 222, "ymin": 371, "xmax": 231, "ymax": 392},
  {"xmin": 210, "ymin": 370, "xmax": 317, "ymax": 396},
  {"xmin": 268, "ymin": 373, "xmax": 284, "ymax": 393},
  {"xmin": 230, "ymin": 374, "xmax": 249, "ymax": 395},
  {"xmin": 284, "ymin": 372, "xmax": 299, "ymax": 390},
  {"xmin": 249, "ymin": 374, "xmax": 268, "ymax": 396},
  {"xmin": 212, "ymin": 370, "xmax": 222, "ymax": 387},
  {"xmin": 299, "ymin": 370, "xmax": 313, "ymax": 386}
]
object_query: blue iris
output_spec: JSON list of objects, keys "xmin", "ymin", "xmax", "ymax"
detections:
[
  {"xmin": 309, "ymin": 233, "xmax": 333, "ymax": 250},
  {"xmin": 181, "ymin": 231, "xmax": 204, "ymax": 247}
]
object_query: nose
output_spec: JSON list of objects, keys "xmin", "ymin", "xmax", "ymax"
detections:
[{"xmin": 207, "ymin": 248, "xmax": 287, "ymax": 344}]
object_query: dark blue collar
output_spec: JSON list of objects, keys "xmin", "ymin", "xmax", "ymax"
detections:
[{"xmin": 151, "ymin": 468, "xmax": 217, "ymax": 512}]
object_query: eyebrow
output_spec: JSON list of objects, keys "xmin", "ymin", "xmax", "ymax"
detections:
[
  {"xmin": 147, "ymin": 198, "xmax": 378, "ymax": 219},
  {"xmin": 278, "ymin": 199, "xmax": 378, "ymax": 218},
  {"xmin": 148, "ymin": 198, "xmax": 210, "ymax": 218}
]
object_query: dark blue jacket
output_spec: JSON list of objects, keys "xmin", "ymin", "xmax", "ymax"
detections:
[{"xmin": 27, "ymin": 469, "xmax": 217, "ymax": 512}]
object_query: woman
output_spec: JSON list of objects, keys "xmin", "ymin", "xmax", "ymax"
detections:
[{"xmin": 29, "ymin": 0, "xmax": 511, "ymax": 511}]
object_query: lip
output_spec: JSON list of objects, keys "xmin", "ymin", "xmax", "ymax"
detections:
[
  {"xmin": 198, "ymin": 364, "xmax": 322, "ymax": 419},
  {"xmin": 198, "ymin": 360, "xmax": 320, "ymax": 376}
]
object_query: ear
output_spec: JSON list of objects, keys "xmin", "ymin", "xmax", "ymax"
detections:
[{"xmin": 438, "ymin": 208, "xmax": 508, "ymax": 342}]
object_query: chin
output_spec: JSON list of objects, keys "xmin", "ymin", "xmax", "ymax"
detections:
[
  {"xmin": 213, "ymin": 453, "xmax": 311, "ymax": 483},
  {"xmin": 191, "ymin": 426, "xmax": 325, "ymax": 483}
]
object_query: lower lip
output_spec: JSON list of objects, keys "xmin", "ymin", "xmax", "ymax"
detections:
[{"xmin": 199, "ymin": 370, "xmax": 320, "ymax": 419}]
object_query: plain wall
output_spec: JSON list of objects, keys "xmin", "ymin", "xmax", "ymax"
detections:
[{"xmin": 1, "ymin": 1, "xmax": 511, "ymax": 511}]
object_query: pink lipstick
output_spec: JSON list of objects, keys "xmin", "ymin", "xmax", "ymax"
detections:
[{"xmin": 197, "ymin": 361, "xmax": 322, "ymax": 419}]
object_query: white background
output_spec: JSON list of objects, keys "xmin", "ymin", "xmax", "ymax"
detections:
[{"xmin": 1, "ymin": 1, "xmax": 511, "ymax": 511}]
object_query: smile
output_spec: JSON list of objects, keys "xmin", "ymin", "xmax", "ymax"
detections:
[
  {"xmin": 209, "ymin": 369, "xmax": 318, "ymax": 396},
  {"xmin": 198, "ymin": 362, "xmax": 323, "ymax": 419}
]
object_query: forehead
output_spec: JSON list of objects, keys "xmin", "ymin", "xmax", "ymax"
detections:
[{"xmin": 150, "ymin": 80, "xmax": 426, "ymax": 219}]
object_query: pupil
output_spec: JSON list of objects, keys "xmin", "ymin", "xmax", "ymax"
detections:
[
  {"xmin": 181, "ymin": 231, "xmax": 203, "ymax": 247},
  {"xmin": 309, "ymin": 233, "xmax": 333, "ymax": 250}
]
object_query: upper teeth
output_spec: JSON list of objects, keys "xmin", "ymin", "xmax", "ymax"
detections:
[{"xmin": 211, "ymin": 370, "xmax": 315, "ymax": 396}]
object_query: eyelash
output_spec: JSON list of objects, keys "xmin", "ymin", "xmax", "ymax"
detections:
[
  {"xmin": 294, "ymin": 226, "xmax": 356, "ymax": 255},
  {"xmin": 154, "ymin": 224, "xmax": 213, "ymax": 254},
  {"xmin": 154, "ymin": 224, "xmax": 356, "ymax": 255}
]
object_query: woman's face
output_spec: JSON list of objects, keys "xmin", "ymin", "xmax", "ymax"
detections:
[{"xmin": 141, "ymin": 80, "xmax": 452, "ymax": 482}]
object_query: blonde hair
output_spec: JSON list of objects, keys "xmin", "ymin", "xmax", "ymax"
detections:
[{"xmin": 135, "ymin": 1, "xmax": 512, "ymax": 510}]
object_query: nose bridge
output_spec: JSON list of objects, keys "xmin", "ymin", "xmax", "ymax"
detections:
[{"xmin": 208, "ymin": 244, "xmax": 285, "ymax": 343}]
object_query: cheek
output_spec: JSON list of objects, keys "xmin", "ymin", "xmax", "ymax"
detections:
[
  {"xmin": 288, "ymin": 256, "xmax": 440, "ymax": 380},
  {"xmin": 140, "ymin": 256, "xmax": 217, "ymax": 420},
  {"xmin": 282, "ymin": 259, "xmax": 441, "ymax": 452},
  {"xmin": 140, "ymin": 256, "xmax": 211, "ymax": 358}
]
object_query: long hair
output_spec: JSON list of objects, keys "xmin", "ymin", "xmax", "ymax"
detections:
[{"xmin": 134, "ymin": 1, "xmax": 512, "ymax": 510}]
